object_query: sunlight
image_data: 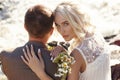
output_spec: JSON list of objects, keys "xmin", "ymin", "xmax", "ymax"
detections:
[{"xmin": 0, "ymin": 0, "xmax": 120, "ymax": 79}]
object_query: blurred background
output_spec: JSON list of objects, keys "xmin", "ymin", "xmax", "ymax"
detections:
[{"xmin": 0, "ymin": 0, "xmax": 120, "ymax": 79}]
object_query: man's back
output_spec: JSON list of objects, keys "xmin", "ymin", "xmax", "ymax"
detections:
[{"xmin": 0, "ymin": 41, "xmax": 61, "ymax": 80}]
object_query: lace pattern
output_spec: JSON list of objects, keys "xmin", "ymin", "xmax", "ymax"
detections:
[{"xmin": 77, "ymin": 32, "xmax": 106, "ymax": 63}]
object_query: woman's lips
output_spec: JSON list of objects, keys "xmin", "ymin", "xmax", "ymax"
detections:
[{"xmin": 63, "ymin": 35, "xmax": 68, "ymax": 38}]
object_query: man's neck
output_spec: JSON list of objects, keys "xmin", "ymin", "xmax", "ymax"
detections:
[{"xmin": 29, "ymin": 37, "xmax": 47, "ymax": 44}]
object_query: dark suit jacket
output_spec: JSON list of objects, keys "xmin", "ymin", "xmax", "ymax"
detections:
[{"xmin": 0, "ymin": 41, "xmax": 61, "ymax": 80}]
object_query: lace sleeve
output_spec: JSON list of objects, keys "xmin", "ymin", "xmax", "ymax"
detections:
[{"xmin": 77, "ymin": 32, "xmax": 108, "ymax": 63}]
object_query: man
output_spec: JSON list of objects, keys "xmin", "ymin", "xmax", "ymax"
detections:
[{"xmin": 0, "ymin": 5, "xmax": 61, "ymax": 80}]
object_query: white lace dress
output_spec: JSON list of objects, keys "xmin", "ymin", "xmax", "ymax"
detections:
[{"xmin": 75, "ymin": 32, "xmax": 111, "ymax": 80}]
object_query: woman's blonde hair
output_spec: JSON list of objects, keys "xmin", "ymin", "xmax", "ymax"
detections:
[{"xmin": 54, "ymin": 2, "xmax": 95, "ymax": 50}]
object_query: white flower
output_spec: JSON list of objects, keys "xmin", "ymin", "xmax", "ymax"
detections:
[
  {"xmin": 58, "ymin": 68, "xmax": 64, "ymax": 72},
  {"xmin": 54, "ymin": 73, "xmax": 63, "ymax": 77},
  {"xmin": 52, "ymin": 51, "xmax": 75, "ymax": 79}
]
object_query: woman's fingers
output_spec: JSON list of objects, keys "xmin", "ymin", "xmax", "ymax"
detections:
[
  {"xmin": 21, "ymin": 45, "xmax": 46, "ymax": 74},
  {"xmin": 38, "ymin": 49, "xmax": 44, "ymax": 68},
  {"xmin": 51, "ymin": 45, "xmax": 65, "ymax": 58},
  {"xmin": 23, "ymin": 48, "xmax": 30, "ymax": 62},
  {"xmin": 26, "ymin": 45, "xmax": 32, "ymax": 59},
  {"xmin": 38, "ymin": 49, "xmax": 42, "ymax": 61},
  {"xmin": 30, "ymin": 45, "xmax": 35, "ymax": 57},
  {"xmin": 21, "ymin": 56, "xmax": 29, "ymax": 65},
  {"xmin": 22, "ymin": 45, "xmax": 35, "ymax": 64}
]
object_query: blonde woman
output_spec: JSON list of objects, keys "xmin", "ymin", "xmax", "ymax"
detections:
[{"xmin": 21, "ymin": 2, "xmax": 111, "ymax": 80}]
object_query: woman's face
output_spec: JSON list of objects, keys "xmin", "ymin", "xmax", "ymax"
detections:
[{"xmin": 54, "ymin": 13, "xmax": 76, "ymax": 41}]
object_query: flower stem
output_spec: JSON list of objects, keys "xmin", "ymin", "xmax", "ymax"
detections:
[{"xmin": 61, "ymin": 73, "xmax": 67, "ymax": 80}]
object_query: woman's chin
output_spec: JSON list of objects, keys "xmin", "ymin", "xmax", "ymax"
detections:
[{"xmin": 64, "ymin": 38, "xmax": 71, "ymax": 42}]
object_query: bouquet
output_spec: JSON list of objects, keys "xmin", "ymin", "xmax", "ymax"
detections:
[{"xmin": 47, "ymin": 41, "xmax": 75, "ymax": 80}]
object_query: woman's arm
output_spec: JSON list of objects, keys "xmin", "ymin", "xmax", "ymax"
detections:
[
  {"xmin": 21, "ymin": 45, "xmax": 52, "ymax": 80},
  {"xmin": 67, "ymin": 49, "xmax": 86, "ymax": 80}
]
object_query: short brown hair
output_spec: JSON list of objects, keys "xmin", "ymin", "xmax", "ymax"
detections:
[{"xmin": 25, "ymin": 5, "xmax": 54, "ymax": 38}]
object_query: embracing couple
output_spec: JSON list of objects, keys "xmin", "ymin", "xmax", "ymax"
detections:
[{"xmin": 0, "ymin": 1, "xmax": 111, "ymax": 80}]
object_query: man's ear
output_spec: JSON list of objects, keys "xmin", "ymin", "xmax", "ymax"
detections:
[
  {"xmin": 24, "ymin": 24, "xmax": 28, "ymax": 31},
  {"xmin": 50, "ymin": 27, "xmax": 54, "ymax": 35}
]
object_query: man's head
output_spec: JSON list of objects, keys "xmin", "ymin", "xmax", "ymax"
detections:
[{"xmin": 24, "ymin": 5, "xmax": 54, "ymax": 39}]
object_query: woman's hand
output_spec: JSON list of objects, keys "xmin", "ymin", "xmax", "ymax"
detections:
[
  {"xmin": 21, "ymin": 45, "xmax": 52, "ymax": 80},
  {"xmin": 21, "ymin": 45, "xmax": 44, "ymax": 73},
  {"xmin": 50, "ymin": 45, "xmax": 66, "ymax": 59},
  {"xmin": 21, "ymin": 45, "xmax": 45, "ymax": 78}
]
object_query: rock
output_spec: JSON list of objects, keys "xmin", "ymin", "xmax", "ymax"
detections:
[
  {"xmin": 111, "ymin": 63, "xmax": 120, "ymax": 80},
  {"xmin": 109, "ymin": 34, "xmax": 120, "ymax": 46}
]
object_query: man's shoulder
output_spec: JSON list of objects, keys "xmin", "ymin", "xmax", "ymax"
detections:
[
  {"xmin": 0, "ymin": 50, "xmax": 10, "ymax": 65},
  {"xmin": 0, "ymin": 47, "xmax": 18, "ymax": 55},
  {"xmin": 0, "ymin": 50, "xmax": 10, "ymax": 58},
  {"xmin": 0, "ymin": 46, "xmax": 23, "ymax": 59}
]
